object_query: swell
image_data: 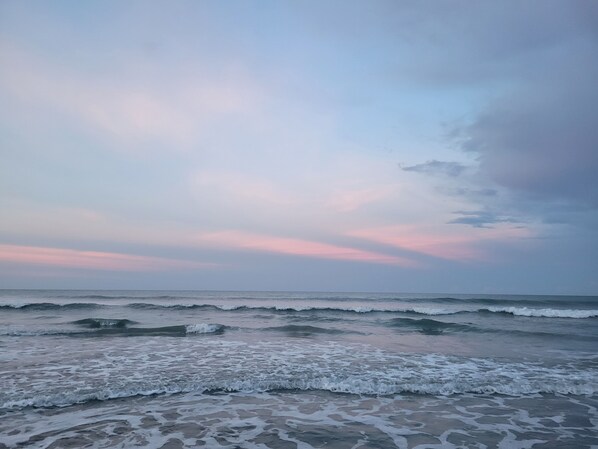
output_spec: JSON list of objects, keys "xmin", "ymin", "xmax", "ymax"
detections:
[
  {"xmin": 72, "ymin": 318, "xmax": 137, "ymax": 328},
  {"xmin": 1, "ymin": 322, "xmax": 225, "ymax": 337},
  {"xmin": 3, "ymin": 375, "xmax": 595, "ymax": 410},
  {"xmin": 389, "ymin": 317, "xmax": 477, "ymax": 335},
  {"xmin": 264, "ymin": 324, "xmax": 357, "ymax": 336},
  {"xmin": 3, "ymin": 339, "xmax": 596, "ymax": 410},
  {"xmin": 480, "ymin": 307, "xmax": 598, "ymax": 319},
  {"xmin": 3, "ymin": 302, "xmax": 597, "ymax": 319},
  {"xmin": 124, "ymin": 303, "xmax": 598, "ymax": 318},
  {"xmin": 387, "ymin": 317, "xmax": 597, "ymax": 340},
  {"xmin": 18, "ymin": 291, "xmax": 597, "ymax": 305},
  {"xmin": 127, "ymin": 303, "xmax": 391, "ymax": 313},
  {"xmin": 407, "ymin": 296, "xmax": 598, "ymax": 307},
  {"xmin": 0, "ymin": 302, "xmax": 104, "ymax": 311},
  {"xmin": 74, "ymin": 294, "xmax": 185, "ymax": 300}
]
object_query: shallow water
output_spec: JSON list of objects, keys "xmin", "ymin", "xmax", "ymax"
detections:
[
  {"xmin": 2, "ymin": 391, "xmax": 597, "ymax": 449},
  {"xmin": 1, "ymin": 290, "xmax": 597, "ymax": 448}
]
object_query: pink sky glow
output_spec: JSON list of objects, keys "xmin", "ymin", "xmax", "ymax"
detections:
[
  {"xmin": 348, "ymin": 226, "xmax": 532, "ymax": 261},
  {"xmin": 0, "ymin": 244, "xmax": 213, "ymax": 272},
  {"xmin": 196, "ymin": 231, "xmax": 417, "ymax": 266}
]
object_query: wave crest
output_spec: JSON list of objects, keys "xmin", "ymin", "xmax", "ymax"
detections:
[
  {"xmin": 485, "ymin": 307, "xmax": 598, "ymax": 319},
  {"xmin": 72, "ymin": 318, "xmax": 137, "ymax": 328},
  {"xmin": 3, "ymin": 373, "xmax": 595, "ymax": 410},
  {"xmin": 3, "ymin": 301, "xmax": 597, "ymax": 319},
  {"xmin": 185, "ymin": 323, "xmax": 224, "ymax": 334}
]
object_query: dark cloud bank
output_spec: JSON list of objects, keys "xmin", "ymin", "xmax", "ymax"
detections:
[{"xmin": 397, "ymin": 1, "xmax": 598, "ymax": 229}]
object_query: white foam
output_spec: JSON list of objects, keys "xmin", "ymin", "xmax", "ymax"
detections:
[
  {"xmin": 4, "ymin": 390, "xmax": 596, "ymax": 449},
  {"xmin": 410, "ymin": 307, "xmax": 461, "ymax": 315},
  {"xmin": 2, "ymin": 339, "xmax": 596, "ymax": 410},
  {"xmin": 213, "ymin": 303, "xmax": 465, "ymax": 315},
  {"xmin": 185, "ymin": 323, "xmax": 224, "ymax": 334},
  {"xmin": 93, "ymin": 319, "xmax": 123, "ymax": 327},
  {"xmin": 3, "ymin": 371, "xmax": 595, "ymax": 410},
  {"xmin": 487, "ymin": 307, "xmax": 598, "ymax": 319},
  {"xmin": 218, "ymin": 304, "xmax": 243, "ymax": 311}
]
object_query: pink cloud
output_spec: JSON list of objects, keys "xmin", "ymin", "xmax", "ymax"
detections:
[
  {"xmin": 348, "ymin": 225, "xmax": 532, "ymax": 261},
  {"xmin": 196, "ymin": 231, "xmax": 416, "ymax": 266},
  {"xmin": 0, "ymin": 244, "xmax": 214, "ymax": 272}
]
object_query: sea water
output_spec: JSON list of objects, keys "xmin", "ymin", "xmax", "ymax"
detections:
[{"xmin": 0, "ymin": 290, "xmax": 596, "ymax": 448}]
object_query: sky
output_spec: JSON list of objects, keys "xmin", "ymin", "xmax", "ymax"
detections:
[{"xmin": 1, "ymin": 0, "xmax": 597, "ymax": 294}]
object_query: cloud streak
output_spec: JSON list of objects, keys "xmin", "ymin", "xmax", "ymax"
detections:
[
  {"xmin": 401, "ymin": 160, "xmax": 467, "ymax": 177},
  {"xmin": 0, "ymin": 1, "xmax": 596, "ymax": 293},
  {"xmin": 195, "ymin": 231, "xmax": 415, "ymax": 266},
  {"xmin": 448, "ymin": 211, "xmax": 520, "ymax": 229},
  {"xmin": 348, "ymin": 225, "xmax": 531, "ymax": 261},
  {"xmin": 0, "ymin": 244, "xmax": 214, "ymax": 272}
]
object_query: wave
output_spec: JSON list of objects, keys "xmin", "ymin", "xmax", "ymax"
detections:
[
  {"xmin": 387, "ymin": 317, "xmax": 597, "ymax": 340},
  {"xmin": 127, "ymin": 303, "xmax": 381, "ymax": 313},
  {"xmin": 24, "ymin": 291, "xmax": 597, "ymax": 304},
  {"xmin": 0, "ymin": 301, "xmax": 461, "ymax": 314},
  {"xmin": 74, "ymin": 294, "xmax": 184, "ymax": 300},
  {"xmin": 3, "ymin": 373, "xmax": 595, "ymax": 410},
  {"xmin": 83, "ymin": 323, "xmax": 224, "ymax": 337},
  {"xmin": 3, "ymin": 301, "xmax": 597, "ymax": 319},
  {"xmin": 1, "ymin": 322, "xmax": 225, "ymax": 337},
  {"xmin": 185, "ymin": 323, "xmax": 225, "ymax": 334},
  {"xmin": 404, "ymin": 296, "xmax": 598, "ymax": 307},
  {"xmin": 389, "ymin": 317, "xmax": 477, "ymax": 335},
  {"xmin": 0, "ymin": 302, "xmax": 103, "ymax": 311},
  {"xmin": 72, "ymin": 318, "xmax": 137, "ymax": 328},
  {"xmin": 0, "ymin": 329, "xmax": 84, "ymax": 337},
  {"xmin": 2, "ymin": 336, "xmax": 596, "ymax": 410},
  {"xmin": 264, "ymin": 324, "xmax": 353, "ymax": 336},
  {"xmin": 483, "ymin": 307, "xmax": 598, "ymax": 319},
  {"xmin": 127, "ymin": 302, "xmax": 466, "ymax": 315}
]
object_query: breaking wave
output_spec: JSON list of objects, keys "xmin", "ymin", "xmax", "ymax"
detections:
[
  {"xmin": 483, "ymin": 307, "xmax": 598, "ymax": 319},
  {"xmin": 3, "ymin": 367, "xmax": 595, "ymax": 410},
  {"xmin": 388, "ymin": 317, "xmax": 477, "ymax": 335},
  {"xmin": 185, "ymin": 323, "xmax": 225, "ymax": 334},
  {"xmin": 1, "ymin": 322, "xmax": 224, "ymax": 337},
  {"xmin": 0, "ymin": 303, "xmax": 103, "ymax": 311},
  {"xmin": 3, "ymin": 302, "xmax": 597, "ymax": 319},
  {"xmin": 72, "ymin": 318, "xmax": 137, "ymax": 328}
]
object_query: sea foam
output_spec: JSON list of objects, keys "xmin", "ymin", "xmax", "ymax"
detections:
[
  {"xmin": 185, "ymin": 323, "xmax": 224, "ymax": 334},
  {"xmin": 486, "ymin": 307, "xmax": 598, "ymax": 319},
  {"xmin": 2, "ymin": 339, "xmax": 596, "ymax": 410}
]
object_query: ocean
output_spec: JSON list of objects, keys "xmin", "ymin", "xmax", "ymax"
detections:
[{"xmin": 0, "ymin": 290, "xmax": 596, "ymax": 448}]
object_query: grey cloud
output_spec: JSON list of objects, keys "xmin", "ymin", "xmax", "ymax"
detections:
[
  {"xmin": 411, "ymin": 1, "xmax": 596, "ymax": 86},
  {"xmin": 322, "ymin": 0, "xmax": 598, "ymax": 223},
  {"xmin": 401, "ymin": 160, "xmax": 467, "ymax": 177},
  {"xmin": 290, "ymin": 1, "xmax": 590, "ymax": 89},
  {"xmin": 453, "ymin": 188, "xmax": 497, "ymax": 198},
  {"xmin": 432, "ymin": 1, "xmax": 598, "ymax": 229},
  {"xmin": 458, "ymin": 61, "xmax": 598, "ymax": 209},
  {"xmin": 436, "ymin": 186, "xmax": 499, "ymax": 201},
  {"xmin": 331, "ymin": 1, "xmax": 598, "ymax": 87},
  {"xmin": 448, "ymin": 210, "xmax": 520, "ymax": 228}
]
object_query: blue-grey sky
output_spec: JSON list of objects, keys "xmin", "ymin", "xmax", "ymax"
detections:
[{"xmin": 1, "ymin": 0, "xmax": 597, "ymax": 294}]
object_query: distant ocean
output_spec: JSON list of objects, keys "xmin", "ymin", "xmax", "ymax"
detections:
[{"xmin": 1, "ymin": 290, "xmax": 597, "ymax": 448}]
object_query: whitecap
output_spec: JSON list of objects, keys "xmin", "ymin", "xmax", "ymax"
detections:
[
  {"xmin": 486, "ymin": 307, "xmax": 598, "ymax": 319},
  {"xmin": 185, "ymin": 323, "xmax": 224, "ymax": 334}
]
